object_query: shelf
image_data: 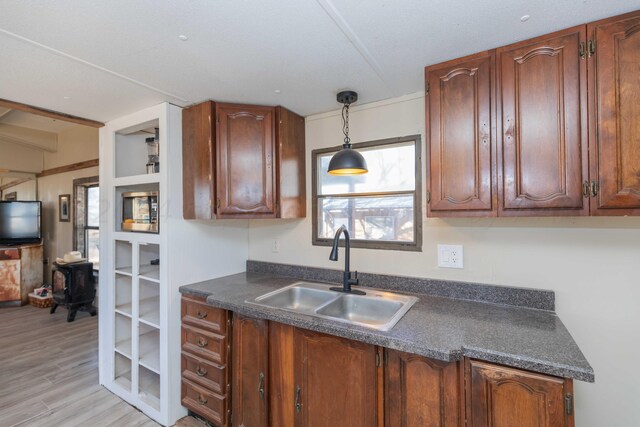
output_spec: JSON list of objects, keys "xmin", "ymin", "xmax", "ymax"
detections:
[
  {"xmin": 113, "ymin": 174, "xmax": 160, "ymax": 187},
  {"xmin": 114, "ymin": 352, "xmax": 132, "ymax": 392},
  {"xmin": 115, "ymin": 339, "xmax": 132, "ymax": 358},
  {"xmin": 139, "ymin": 328, "xmax": 160, "ymax": 373},
  {"xmin": 139, "ymin": 365, "xmax": 160, "ymax": 411},
  {"xmin": 139, "ymin": 296, "xmax": 160, "ymax": 328},
  {"xmin": 113, "ymin": 232, "xmax": 160, "ymax": 245},
  {"xmin": 114, "ymin": 308, "xmax": 132, "ymax": 318},
  {"xmin": 139, "ymin": 265, "xmax": 160, "ymax": 282},
  {"xmin": 114, "ymin": 267, "xmax": 133, "ymax": 276}
]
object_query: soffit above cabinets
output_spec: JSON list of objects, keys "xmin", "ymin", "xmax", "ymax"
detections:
[{"xmin": 0, "ymin": 0, "xmax": 638, "ymax": 122}]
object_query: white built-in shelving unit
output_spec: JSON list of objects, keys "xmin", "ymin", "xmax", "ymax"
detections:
[
  {"xmin": 99, "ymin": 102, "xmax": 250, "ymax": 426},
  {"xmin": 99, "ymin": 103, "xmax": 180, "ymax": 425}
]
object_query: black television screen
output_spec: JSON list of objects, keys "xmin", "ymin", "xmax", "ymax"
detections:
[{"xmin": 0, "ymin": 201, "xmax": 42, "ymax": 244}]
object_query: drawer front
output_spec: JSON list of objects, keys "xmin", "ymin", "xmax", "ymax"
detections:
[
  {"xmin": 182, "ymin": 351, "xmax": 227, "ymax": 395},
  {"xmin": 182, "ymin": 378, "xmax": 228, "ymax": 426},
  {"xmin": 182, "ymin": 296, "xmax": 228, "ymax": 333},
  {"xmin": 182, "ymin": 324, "xmax": 227, "ymax": 364}
]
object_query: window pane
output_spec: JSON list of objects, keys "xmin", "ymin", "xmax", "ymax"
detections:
[
  {"xmin": 318, "ymin": 142, "xmax": 415, "ymax": 195},
  {"xmin": 87, "ymin": 186, "xmax": 100, "ymax": 227},
  {"xmin": 318, "ymin": 195, "xmax": 414, "ymax": 242},
  {"xmin": 86, "ymin": 229, "xmax": 100, "ymax": 268}
]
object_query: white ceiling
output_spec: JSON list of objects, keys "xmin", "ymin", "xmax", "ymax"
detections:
[{"xmin": 0, "ymin": 0, "xmax": 638, "ymax": 122}]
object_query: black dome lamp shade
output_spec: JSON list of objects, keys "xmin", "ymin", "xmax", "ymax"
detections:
[{"xmin": 327, "ymin": 91, "xmax": 368, "ymax": 175}]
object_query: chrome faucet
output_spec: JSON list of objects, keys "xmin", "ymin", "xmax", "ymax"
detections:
[{"xmin": 329, "ymin": 225, "xmax": 366, "ymax": 295}]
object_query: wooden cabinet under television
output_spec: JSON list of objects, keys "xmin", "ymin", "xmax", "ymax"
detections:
[
  {"xmin": 465, "ymin": 359, "xmax": 574, "ymax": 427},
  {"xmin": 182, "ymin": 101, "xmax": 306, "ymax": 220},
  {"xmin": 425, "ymin": 9, "xmax": 640, "ymax": 218}
]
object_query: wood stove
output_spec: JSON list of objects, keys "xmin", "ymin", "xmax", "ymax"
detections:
[{"xmin": 50, "ymin": 261, "xmax": 97, "ymax": 322}]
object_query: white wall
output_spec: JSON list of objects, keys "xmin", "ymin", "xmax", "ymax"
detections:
[
  {"xmin": 248, "ymin": 92, "xmax": 640, "ymax": 426},
  {"xmin": 38, "ymin": 125, "xmax": 99, "ymax": 279},
  {"xmin": 0, "ymin": 140, "xmax": 43, "ymax": 172},
  {"xmin": 43, "ymin": 125, "xmax": 99, "ymax": 169},
  {"xmin": 0, "ymin": 177, "xmax": 37, "ymax": 200}
]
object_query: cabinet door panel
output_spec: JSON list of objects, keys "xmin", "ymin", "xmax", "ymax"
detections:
[
  {"xmin": 499, "ymin": 27, "xmax": 588, "ymax": 215},
  {"xmin": 466, "ymin": 359, "xmax": 573, "ymax": 427},
  {"xmin": 231, "ymin": 315, "xmax": 269, "ymax": 427},
  {"xmin": 589, "ymin": 11, "xmax": 640, "ymax": 214},
  {"xmin": 427, "ymin": 52, "xmax": 495, "ymax": 216},
  {"xmin": 293, "ymin": 328, "xmax": 377, "ymax": 427},
  {"xmin": 385, "ymin": 349, "xmax": 461, "ymax": 427},
  {"xmin": 216, "ymin": 104, "xmax": 276, "ymax": 217}
]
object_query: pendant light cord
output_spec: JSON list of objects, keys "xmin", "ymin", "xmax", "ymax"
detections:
[{"xmin": 342, "ymin": 102, "xmax": 351, "ymax": 147}]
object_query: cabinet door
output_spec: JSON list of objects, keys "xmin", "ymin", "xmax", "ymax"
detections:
[
  {"xmin": 466, "ymin": 359, "xmax": 574, "ymax": 427},
  {"xmin": 182, "ymin": 101, "xmax": 216, "ymax": 220},
  {"xmin": 216, "ymin": 104, "xmax": 276, "ymax": 217},
  {"xmin": 498, "ymin": 27, "xmax": 588, "ymax": 216},
  {"xmin": 231, "ymin": 315, "xmax": 269, "ymax": 427},
  {"xmin": 385, "ymin": 349, "xmax": 461, "ymax": 427},
  {"xmin": 293, "ymin": 328, "xmax": 378, "ymax": 427},
  {"xmin": 426, "ymin": 51, "xmax": 496, "ymax": 216},
  {"xmin": 588, "ymin": 11, "xmax": 640, "ymax": 215}
]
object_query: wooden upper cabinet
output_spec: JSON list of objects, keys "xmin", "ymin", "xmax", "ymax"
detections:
[
  {"xmin": 466, "ymin": 359, "xmax": 574, "ymax": 427},
  {"xmin": 293, "ymin": 328, "xmax": 379, "ymax": 427},
  {"xmin": 182, "ymin": 101, "xmax": 305, "ymax": 219},
  {"xmin": 231, "ymin": 314, "xmax": 269, "ymax": 427},
  {"xmin": 588, "ymin": 11, "xmax": 640, "ymax": 215},
  {"xmin": 385, "ymin": 349, "xmax": 461, "ymax": 427},
  {"xmin": 217, "ymin": 103, "xmax": 276, "ymax": 217},
  {"xmin": 498, "ymin": 27, "xmax": 589, "ymax": 216},
  {"xmin": 426, "ymin": 51, "xmax": 496, "ymax": 216},
  {"xmin": 182, "ymin": 101, "xmax": 216, "ymax": 220}
]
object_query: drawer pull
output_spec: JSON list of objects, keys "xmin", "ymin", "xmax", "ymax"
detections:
[
  {"xmin": 197, "ymin": 394, "xmax": 208, "ymax": 405},
  {"xmin": 196, "ymin": 366, "xmax": 208, "ymax": 377},
  {"xmin": 197, "ymin": 337, "xmax": 209, "ymax": 348},
  {"xmin": 295, "ymin": 385, "xmax": 302, "ymax": 413},
  {"xmin": 258, "ymin": 372, "xmax": 265, "ymax": 400},
  {"xmin": 196, "ymin": 311, "xmax": 208, "ymax": 319}
]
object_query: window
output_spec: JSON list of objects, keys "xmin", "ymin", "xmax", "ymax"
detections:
[
  {"xmin": 85, "ymin": 185, "xmax": 100, "ymax": 266},
  {"xmin": 73, "ymin": 177, "xmax": 100, "ymax": 269},
  {"xmin": 312, "ymin": 135, "xmax": 422, "ymax": 251}
]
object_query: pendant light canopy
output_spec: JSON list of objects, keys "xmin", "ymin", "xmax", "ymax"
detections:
[{"xmin": 327, "ymin": 91, "xmax": 368, "ymax": 175}]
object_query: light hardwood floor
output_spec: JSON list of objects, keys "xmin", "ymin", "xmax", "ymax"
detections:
[{"xmin": 0, "ymin": 305, "xmax": 205, "ymax": 427}]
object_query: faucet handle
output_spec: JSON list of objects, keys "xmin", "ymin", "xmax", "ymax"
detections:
[{"xmin": 352, "ymin": 270, "xmax": 359, "ymax": 285}]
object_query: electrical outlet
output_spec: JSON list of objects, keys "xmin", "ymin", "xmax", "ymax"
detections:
[
  {"xmin": 272, "ymin": 239, "xmax": 280, "ymax": 253},
  {"xmin": 437, "ymin": 244, "xmax": 463, "ymax": 269}
]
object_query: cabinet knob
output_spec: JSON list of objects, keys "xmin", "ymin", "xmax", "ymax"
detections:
[
  {"xmin": 196, "ymin": 366, "xmax": 208, "ymax": 377},
  {"xmin": 196, "ymin": 311, "xmax": 208, "ymax": 319},
  {"xmin": 197, "ymin": 394, "xmax": 208, "ymax": 405},
  {"xmin": 197, "ymin": 337, "xmax": 209, "ymax": 348}
]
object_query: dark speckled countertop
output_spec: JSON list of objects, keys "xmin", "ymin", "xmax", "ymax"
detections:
[{"xmin": 180, "ymin": 270, "xmax": 594, "ymax": 383}]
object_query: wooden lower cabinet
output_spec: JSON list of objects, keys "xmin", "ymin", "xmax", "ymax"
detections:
[
  {"xmin": 231, "ymin": 314, "xmax": 269, "ymax": 427},
  {"xmin": 181, "ymin": 308, "xmax": 578, "ymax": 427},
  {"xmin": 292, "ymin": 328, "xmax": 379, "ymax": 427},
  {"xmin": 465, "ymin": 359, "xmax": 574, "ymax": 427},
  {"xmin": 385, "ymin": 349, "xmax": 462, "ymax": 427},
  {"xmin": 181, "ymin": 296, "xmax": 230, "ymax": 427}
]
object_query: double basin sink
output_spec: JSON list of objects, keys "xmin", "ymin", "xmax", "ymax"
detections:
[{"xmin": 248, "ymin": 281, "xmax": 418, "ymax": 331}]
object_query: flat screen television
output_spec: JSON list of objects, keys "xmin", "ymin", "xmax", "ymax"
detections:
[{"xmin": 0, "ymin": 201, "xmax": 42, "ymax": 245}]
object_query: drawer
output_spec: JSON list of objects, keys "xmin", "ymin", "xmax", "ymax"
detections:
[
  {"xmin": 181, "ymin": 351, "xmax": 227, "ymax": 395},
  {"xmin": 182, "ymin": 295, "xmax": 228, "ymax": 334},
  {"xmin": 182, "ymin": 378, "xmax": 228, "ymax": 426},
  {"xmin": 182, "ymin": 324, "xmax": 227, "ymax": 364}
]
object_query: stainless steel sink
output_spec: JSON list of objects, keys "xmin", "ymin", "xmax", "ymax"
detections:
[
  {"xmin": 249, "ymin": 282, "xmax": 418, "ymax": 331},
  {"xmin": 253, "ymin": 284, "xmax": 337, "ymax": 313}
]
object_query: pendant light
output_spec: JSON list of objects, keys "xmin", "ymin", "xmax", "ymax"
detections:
[{"xmin": 327, "ymin": 91, "xmax": 368, "ymax": 175}]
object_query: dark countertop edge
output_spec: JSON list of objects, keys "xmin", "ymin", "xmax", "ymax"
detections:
[
  {"xmin": 180, "ymin": 287, "xmax": 455, "ymax": 362},
  {"xmin": 246, "ymin": 260, "xmax": 556, "ymax": 312},
  {"xmin": 462, "ymin": 347, "xmax": 595, "ymax": 383},
  {"xmin": 181, "ymin": 286, "xmax": 594, "ymax": 382}
]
